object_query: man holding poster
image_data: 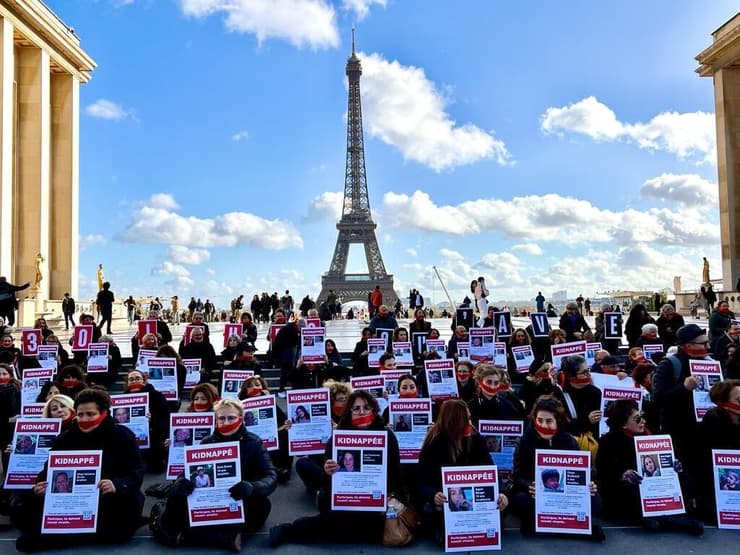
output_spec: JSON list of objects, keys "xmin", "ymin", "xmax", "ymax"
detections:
[
  {"xmin": 15, "ymin": 388, "xmax": 144, "ymax": 552},
  {"xmin": 151, "ymin": 399, "xmax": 277, "ymax": 551}
]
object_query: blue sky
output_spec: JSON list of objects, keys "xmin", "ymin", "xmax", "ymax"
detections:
[{"xmin": 49, "ymin": 0, "xmax": 736, "ymax": 307}]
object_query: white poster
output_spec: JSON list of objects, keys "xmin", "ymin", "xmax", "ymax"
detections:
[
  {"xmin": 144, "ymin": 358, "xmax": 179, "ymax": 401},
  {"xmin": 135, "ymin": 348, "xmax": 157, "ymax": 372},
  {"xmin": 4, "ymin": 418, "xmax": 61, "ymax": 489},
  {"xmin": 689, "ymin": 360, "xmax": 723, "ymax": 421},
  {"xmin": 388, "ymin": 398, "xmax": 432, "ymax": 463},
  {"xmin": 442, "ymin": 465, "xmax": 501, "ymax": 552},
  {"xmin": 242, "ymin": 394, "xmax": 279, "ymax": 451},
  {"xmin": 221, "ymin": 369, "xmax": 255, "ymax": 400},
  {"xmin": 426, "ymin": 339, "xmax": 447, "ymax": 359},
  {"xmin": 110, "ymin": 393, "xmax": 151, "ymax": 449},
  {"xmin": 550, "ymin": 341, "xmax": 587, "ymax": 370},
  {"xmin": 41, "ymin": 450, "xmax": 103, "ymax": 534},
  {"xmin": 367, "ymin": 338, "xmax": 386, "ymax": 369},
  {"xmin": 493, "ymin": 342, "xmax": 507, "ymax": 367},
  {"xmin": 287, "ymin": 388, "xmax": 332, "ymax": 455},
  {"xmin": 469, "ymin": 328, "xmax": 495, "ymax": 363},
  {"xmin": 712, "ymin": 450, "xmax": 740, "ymax": 529},
  {"xmin": 380, "ymin": 369, "xmax": 408, "ymax": 399},
  {"xmin": 301, "ymin": 327, "xmax": 326, "ymax": 364},
  {"xmin": 165, "ymin": 412, "xmax": 215, "ymax": 480},
  {"xmin": 425, "ymin": 359, "xmax": 459, "ymax": 401},
  {"xmin": 184, "ymin": 442, "xmax": 244, "ymax": 527},
  {"xmin": 634, "ymin": 435, "xmax": 685, "ymax": 517},
  {"xmin": 594, "ymin": 383, "xmax": 643, "ymax": 437},
  {"xmin": 331, "ymin": 430, "xmax": 388, "ymax": 512},
  {"xmin": 86, "ymin": 343, "xmax": 109, "ymax": 373},
  {"xmin": 182, "ymin": 358, "xmax": 202, "ymax": 389},
  {"xmin": 457, "ymin": 342, "xmax": 470, "ymax": 363},
  {"xmin": 37, "ymin": 345, "xmax": 58, "ymax": 371},
  {"xmin": 511, "ymin": 345, "xmax": 534, "ymax": 373},
  {"xmin": 534, "ymin": 450, "xmax": 592, "ymax": 535},
  {"xmin": 392, "ymin": 341, "xmax": 413, "ymax": 368},
  {"xmin": 350, "ymin": 375, "xmax": 387, "ymax": 413},
  {"xmin": 21, "ymin": 368, "xmax": 53, "ymax": 410}
]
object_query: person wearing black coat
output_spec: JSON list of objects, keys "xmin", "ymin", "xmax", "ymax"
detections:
[
  {"xmin": 624, "ymin": 304, "xmax": 656, "ymax": 348},
  {"xmin": 152, "ymin": 398, "xmax": 277, "ymax": 551},
  {"xmin": 86, "ymin": 335, "xmax": 122, "ymax": 388},
  {"xmin": 558, "ymin": 303, "xmax": 590, "ymax": 342},
  {"xmin": 560, "ymin": 355, "xmax": 602, "ymax": 439},
  {"xmin": 350, "ymin": 327, "xmax": 372, "ymax": 377},
  {"xmin": 656, "ymin": 305, "xmax": 685, "ymax": 351},
  {"xmin": 0, "ymin": 363, "xmax": 20, "ymax": 467},
  {"xmin": 15, "ymin": 388, "xmax": 145, "ymax": 552},
  {"xmin": 596, "ymin": 399, "xmax": 703, "ymax": 534},
  {"xmin": 239, "ymin": 313, "xmax": 259, "ymax": 344},
  {"xmin": 56, "ymin": 364, "xmax": 88, "ymax": 399},
  {"xmin": 417, "ymin": 399, "xmax": 508, "ymax": 530},
  {"xmin": 517, "ymin": 361, "xmax": 567, "ymax": 415},
  {"xmin": 269, "ymin": 391, "xmax": 406, "ymax": 547},
  {"xmin": 270, "ymin": 313, "xmax": 300, "ymax": 395},
  {"xmin": 125, "ymin": 369, "xmax": 171, "ymax": 473},
  {"xmin": 178, "ymin": 331, "xmax": 217, "ymax": 379},
  {"xmin": 70, "ymin": 314, "xmax": 102, "ymax": 365},
  {"xmin": 467, "ymin": 366, "xmax": 526, "ymax": 425},
  {"xmin": 509, "ymin": 396, "xmax": 604, "ymax": 540}
]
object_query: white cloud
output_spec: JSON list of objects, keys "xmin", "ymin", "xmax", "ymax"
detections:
[
  {"xmin": 640, "ymin": 173, "xmax": 717, "ymax": 207},
  {"xmin": 359, "ymin": 52, "xmax": 512, "ymax": 171},
  {"xmin": 511, "ymin": 243, "xmax": 543, "ymax": 255},
  {"xmin": 85, "ymin": 99, "xmax": 133, "ymax": 121},
  {"xmin": 231, "ymin": 130, "xmax": 249, "ymax": 142},
  {"xmin": 148, "ymin": 193, "xmax": 180, "ymax": 210},
  {"xmin": 541, "ymin": 96, "xmax": 716, "ymax": 164},
  {"xmin": 305, "ymin": 191, "xmax": 343, "ymax": 222},
  {"xmin": 479, "ymin": 252, "xmax": 522, "ymax": 282},
  {"xmin": 167, "ymin": 245, "xmax": 211, "ymax": 265},
  {"xmin": 440, "ymin": 248, "xmax": 464, "ymax": 261},
  {"xmin": 119, "ymin": 193, "xmax": 303, "ymax": 249},
  {"xmin": 179, "ymin": 0, "xmax": 339, "ymax": 49},
  {"xmin": 382, "ymin": 189, "xmax": 719, "ymax": 247},
  {"xmin": 342, "ymin": 0, "xmax": 385, "ymax": 19},
  {"xmin": 405, "ymin": 248, "xmax": 417, "ymax": 257},
  {"xmin": 79, "ymin": 234, "xmax": 107, "ymax": 251},
  {"xmin": 152, "ymin": 261, "xmax": 191, "ymax": 278}
]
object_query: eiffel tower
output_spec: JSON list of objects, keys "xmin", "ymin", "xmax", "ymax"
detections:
[{"xmin": 317, "ymin": 34, "xmax": 398, "ymax": 308}]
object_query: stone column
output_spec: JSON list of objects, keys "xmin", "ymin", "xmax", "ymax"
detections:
[
  {"xmin": 50, "ymin": 72, "xmax": 79, "ymax": 300},
  {"xmin": 15, "ymin": 46, "xmax": 50, "ymax": 301},
  {"xmin": 0, "ymin": 17, "xmax": 13, "ymax": 279},
  {"xmin": 714, "ymin": 67, "xmax": 740, "ymax": 293}
]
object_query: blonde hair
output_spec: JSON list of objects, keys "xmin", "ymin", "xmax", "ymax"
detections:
[
  {"xmin": 43, "ymin": 394, "xmax": 75, "ymax": 418},
  {"xmin": 213, "ymin": 398, "xmax": 244, "ymax": 417}
]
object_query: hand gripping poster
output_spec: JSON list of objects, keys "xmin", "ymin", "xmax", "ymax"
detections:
[
  {"xmin": 534, "ymin": 450, "xmax": 592, "ymax": 535},
  {"xmin": 331, "ymin": 430, "xmax": 387, "ymax": 512},
  {"xmin": 41, "ymin": 450, "xmax": 103, "ymax": 533},
  {"xmin": 689, "ymin": 359, "xmax": 723, "ymax": 421},
  {"xmin": 634, "ymin": 435, "xmax": 685, "ymax": 516},
  {"xmin": 166, "ymin": 412, "xmax": 215, "ymax": 480},
  {"xmin": 388, "ymin": 398, "xmax": 432, "ymax": 463},
  {"xmin": 712, "ymin": 449, "xmax": 740, "ymax": 529},
  {"xmin": 184, "ymin": 442, "xmax": 244, "ymax": 527},
  {"xmin": 4, "ymin": 418, "xmax": 62, "ymax": 489},
  {"xmin": 442, "ymin": 465, "xmax": 501, "ymax": 552},
  {"xmin": 287, "ymin": 388, "xmax": 332, "ymax": 455}
]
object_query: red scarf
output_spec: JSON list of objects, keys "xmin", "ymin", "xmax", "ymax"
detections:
[
  {"xmin": 79, "ymin": 410, "xmax": 108, "ymax": 431},
  {"xmin": 192, "ymin": 401, "xmax": 211, "ymax": 412},
  {"xmin": 0, "ymin": 377, "xmax": 10, "ymax": 385},
  {"xmin": 217, "ymin": 417, "xmax": 243, "ymax": 435},
  {"xmin": 398, "ymin": 391, "xmax": 418, "ymax": 398},
  {"xmin": 351, "ymin": 413, "xmax": 375, "ymax": 427},
  {"xmin": 331, "ymin": 404, "xmax": 345, "ymax": 417},
  {"xmin": 534, "ymin": 421, "xmax": 557, "ymax": 439},
  {"xmin": 568, "ymin": 376, "xmax": 592, "ymax": 386},
  {"xmin": 128, "ymin": 383, "xmax": 144, "ymax": 392},
  {"xmin": 463, "ymin": 425, "xmax": 473, "ymax": 436}
]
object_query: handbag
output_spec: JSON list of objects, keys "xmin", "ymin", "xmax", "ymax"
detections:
[{"xmin": 382, "ymin": 496, "xmax": 421, "ymax": 547}]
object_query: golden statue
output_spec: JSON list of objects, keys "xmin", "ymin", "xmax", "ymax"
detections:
[
  {"xmin": 97, "ymin": 263, "xmax": 105, "ymax": 291},
  {"xmin": 702, "ymin": 257, "xmax": 710, "ymax": 284},
  {"xmin": 33, "ymin": 253, "xmax": 44, "ymax": 288}
]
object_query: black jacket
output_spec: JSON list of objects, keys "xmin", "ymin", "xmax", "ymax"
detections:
[
  {"xmin": 178, "ymin": 341, "xmax": 217, "ymax": 371},
  {"xmin": 467, "ymin": 392, "xmax": 526, "ymax": 425},
  {"xmin": 652, "ymin": 351, "xmax": 696, "ymax": 442},
  {"xmin": 562, "ymin": 383, "xmax": 602, "ymax": 436},
  {"xmin": 595, "ymin": 430, "xmax": 642, "ymax": 520},
  {"xmin": 201, "ymin": 427, "xmax": 277, "ymax": 498},
  {"xmin": 418, "ymin": 432, "xmax": 492, "ymax": 505},
  {"xmin": 511, "ymin": 426, "xmax": 578, "ymax": 495},
  {"xmin": 0, "ymin": 383, "xmax": 19, "ymax": 445}
]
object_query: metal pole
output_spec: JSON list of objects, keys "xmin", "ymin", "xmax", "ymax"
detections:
[{"xmin": 432, "ymin": 266, "xmax": 457, "ymax": 310}]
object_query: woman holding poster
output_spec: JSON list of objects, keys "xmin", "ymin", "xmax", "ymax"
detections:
[
  {"xmin": 467, "ymin": 366, "xmax": 526, "ymax": 426},
  {"xmin": 417, "ymin": 399, "xmax": 508, "ymax": 538},
  {"xmin": 15, "ymin": 388, "xmax": 145, "ymax": 552},
  {"xmin": 560, "ymin": 356, "xmax": 602, "ymax": 455},
  {"xmin": 151, "ymin": 399, "xmax": 277, "ymax": 551},
  {"xmin": 597, "ymin": 399, "xmax": 704, "ymax": 534},
  {"xmin": 518, "ymin": 361, "xmax": 566, "ymax": 415},
  {"xmin": 125, "ymin": 370, "xmax": 169, "ymax": 473},
  {"xmin": 42, "ymin": 394, "xmax": 76, "ymax": 429},
  {"xmin": 56, "ymin": 364, "xmax": 87, "ymax": 399},
  {"xmin": 238, "ymin": 376, "xmax": 293, "ymax": 483},
  {"xmin": 510, "ymin": 396, "xmax": 605, "ymax": 541},
  {"xmin": 269, "ymin": 390, "xmax": 405, "ymax": 547},
  {"xmin": 188, "ymin": 383, "xmax": 218, "ymax": 413}
]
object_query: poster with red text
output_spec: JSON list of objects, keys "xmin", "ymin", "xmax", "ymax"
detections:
[
  {"xmin": 137, "ymin": 320, "xmax": 158, "ymax": 346},
  {"xmin": 221, "ymin": 369, "xmax": 254, "ymax": 400},
  {"xmin": 223, "ymin": 323, "xmax": 243, "ymax": 347},
  {"xmin": 712, "ymin": 449, "xmax": 740, "ymax": 529},
  {"xmin": 389, "ymin": 398, "xmax": 432, "ymax": 463},
  {"xmin": 442, "ymin": 465, "xmax": 501, "ymax": 552},
  {"xmin": 4, "ymin": 418, "xmax": 61, "ymax": 489},
  {"xmin": 287, "ymin": 388, "xmax": 332, "ymax": 455},
  {"xmin": 367, "ymin": 338, "xmax": 386, "ymax": 369},
  {"xmin": 425, "ymin": 359, "xmax": 459, "ymax": 401},
  {"xmin": 301, "ymin": 327, "xmax": 326, "ymax": 364},
  {"xmin": 534, "ymin": 450, "xmax": 592, "ymax": 535},
  {"xmin": 184, "ymin": 442, "xmax": 244, "ymax": 527},
  {"xmin": 478, "ymin": 420, "xmax": 523, "ymax": 483},
  {"xmin": 689, "ymin": 359, "xmax": 723, "ymax": 421},
  {"xmin": 597, "ymin": 386, "xmax": 642, "ymax": 437},
  {"xmin": 331, "ymin": 430, "xmax": 387, "ymax": 512},
  {"xmin": 41, "ymin": 450, "xmax": 102, "ymax": 534},
  {"xmin": 635, "ymin": 435, "xmax": 685, "ymax": 516},
  {"xmin": 469, "ymin": 328, "xmax": 494, "ymax": 363},
  {"xmin": 110, "ymin": 393, "xmax": 150, "ymax": 448},
  {"xmin": 242, "ymin": 394, "xmax": 279, "ymax": 451},
  {"xmin": 166, "ymin": 412, "xmax": 215, "ymax": 480},
  {"xmin": 550, "ymin": 341, "xmax": 587, "ymax": 370},
  {"xmin": 21, "ymin": 368, "xmax": 53, "ymax": 411}
]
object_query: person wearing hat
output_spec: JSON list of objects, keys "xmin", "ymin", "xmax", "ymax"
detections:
[
  {"xmin": 595, "ymin": 355, "xmax": 628, "ymax": 380},
  {"xmin": 227, "ymin": 342, "xmax": 262, "ymax": 375},
  {"xmin": 653, "ymin": 324, "xmax": 709, "ymax": 471}
]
